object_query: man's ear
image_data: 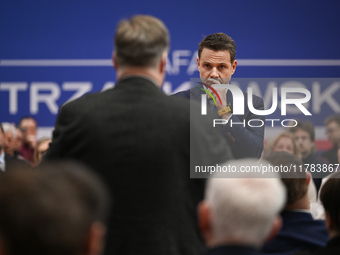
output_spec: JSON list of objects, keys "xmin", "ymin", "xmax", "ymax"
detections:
[
  {"xmin": 325, "ymin": 211, "xmax": 334, "ymax": 231},
  {"xmin": 264, "ymin": 217, "xmax": 282, "ymax": 244},
  {"xmin": 305, "ymin": 171, "xmax": 312, "ymax": 186},
  {"xmin": 112, "ymin": 52, "xmax": 118, "ymax": 70},
  {"xmin": 198, "ymin": 201, "xmax": 212, "ymax": 245},
  {"xmin": 197, "ymin": 57, "xmax": 200, "ymax": 72},
  {"xmin": 85, "ymin": 221, "xmax": 107, "ymax": 255},
  {"xmin": 231, "ymin": 60, "xmax": 237, "ymax": 75},
  {"xmin": 159, "ymin": 52, "xmax": 167, "ymax": 74}
]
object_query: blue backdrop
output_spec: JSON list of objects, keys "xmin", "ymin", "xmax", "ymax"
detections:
[{"xmin": 1, "ymin": 0, "xmax": 340, "ymax": 128}]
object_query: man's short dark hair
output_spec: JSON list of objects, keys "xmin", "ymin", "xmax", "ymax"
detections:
[
  {"xmin": 114, "ymin": 15, "xmax": 170, "ymax": 68},
  {"xmin": 320, "ymin": 172, "xmax": 340, "ymax": 232},
  {"xmin": 0, "ymin": 161, "xmax": 111, "ymax": 255},
  {"xmin": 18, "ymin": 116, "xmax": 38, "ymax": 128},
  {"xmin": 289, "ymin": 120, "xmax": 315, "ymax": 142},
  {"xmin": 198, "ymin": 33, "xmax": 236, "ymax": 63},
  {"xmin": 264, "ymin": 151, "xmax": 307, "ymax": 206},
  {"xmin": 325, "ymin": 114, "xmax": 340, "ymax": 126}
]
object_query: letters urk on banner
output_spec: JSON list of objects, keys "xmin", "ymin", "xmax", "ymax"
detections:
[{"xmin": 200, "ymin": 84, "xmax": 312, "ymax": 128}]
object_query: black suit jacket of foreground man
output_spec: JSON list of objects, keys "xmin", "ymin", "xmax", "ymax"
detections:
[{"xmin": 44, "ymin": 76, "xmax": 232, "ymax": 255}]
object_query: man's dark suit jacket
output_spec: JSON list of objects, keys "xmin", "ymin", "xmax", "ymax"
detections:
[
  {"xmin": 321, "ymin": 145, "xmax": 339, "ymax": 165},
  {"xmin": 44, "ymin": 76, "xmax": 232, "ymax": 255},
  {"xmin": 302, "ymin": 153, "xmax": 330, "ymax": 193},
  {"xmin": 293, "ymin": 235, "xmax": 340, "ymax": 255},
  {"xmin": 173, "ymin": 84, "xmax": 265, "ymax": 159},
  {"xmin": 0, "ymin": 154, "xmax": 31, "ymax": 174},
  {"xmin": 207, "ymin": 245, "xmax": 261, "ymax": 255},
  {"xmin": 261, "ymin": 211, "xmax": 329, "ymax": 255}
]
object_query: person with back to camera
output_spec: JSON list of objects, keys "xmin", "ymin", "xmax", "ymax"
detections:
[
  {"xmin": 198, "ymin": 159, "xmax": 286, "ymax": 255},
  {"xmin": 0, "ymin": 161, "xmax": 111, "ymax": 255},
  {"xmin": 262, "ymin": 151, "xmax": 329, "ymax": 255},
  {"xmin": 44, "ymin": 15, "xmax": 232, "ymax": 255},
  {"xmin": 293, "ymin": 171, "xmax": 340, "ymax": 255}
]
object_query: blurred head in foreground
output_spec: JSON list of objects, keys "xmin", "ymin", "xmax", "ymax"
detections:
[
  {"xmin": 0, "ymin": 161, "xmax": 111, "ymax": 255},
  {"xmin": 198, "ymin": 159, "xmax": 286, "ymax": 249},
  {"xmin": 264, "ymin": 151, "xmax": 310, "ymax": 211},
  {"xmin": 320, "ymin": 172, "xmax": 340, "ymax": 239}
]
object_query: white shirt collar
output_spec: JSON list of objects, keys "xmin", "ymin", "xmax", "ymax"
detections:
[{"xmin": 0, "ymin": 151, "xmax": 5, "ymax": 172}]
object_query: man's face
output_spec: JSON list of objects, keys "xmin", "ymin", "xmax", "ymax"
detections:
[
  {"xmin": 20, "ymin": 119, "xmax": 37, "ymax": 143},
  {"xmin": 14, "ymin": 129, "xmax": 23, "ymax": 150},
  {"xmin": 273, "ymin": 136, "xmax": 295, "ymax": 155},
  {"xmin": 4, "ymin": 131, "xmax": 15, "ymax": 156},
  {"xmin": 326, "ymin": 121, "xmax": 340, "ymax": 146},
  {"xmin": 197, "ymin": 48, "xmax": 237, "ymax": 85},
  {"xmin": 0, "ymin": 128, "xmax": 4, "ymax": 153},
  {"xmin": 293, "ymin": 129, "xmax": 314, "ymax": 158}
]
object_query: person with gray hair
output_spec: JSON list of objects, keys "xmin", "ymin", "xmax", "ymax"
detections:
[
  {"xmin": 198, "ymin": 159, "xmax": 286, "ymax": 255},
  {"xmin": 1, "ymin": 122, "xmax": 16, "ymax": 157},
  {"xmin": 0, "ymin": 123, "xmax": 29, "ymax": 173},
  {"xmin": 44, "ymin": 15, "xmax": 231, "ymax": 255}
]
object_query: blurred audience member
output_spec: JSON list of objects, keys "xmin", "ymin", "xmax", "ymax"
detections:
[
  {"xmin": 289, "ymin": 120, "xmax": 329, "ymax": 192},
  {"xmin": 267, "ymin": 132, "xmax": 300, "ymax": 158},
  {"xmin": 18, "ymin": 116, "xmax": 38, "ymax": 166},
  {"xmin": 1, "ymin": 122, "xmax": 16, "ymax": 156},
  {"xmin": 0, "ymin": 123, "xmax": 30, "ymax": 173},
  {"xmin": 198, "ymin": 159, "xmax": 286, "ymax": 255},
  {"xmin": 13, "ymin": 127, "xmax": 24, "ymax": 158},
  {"xmin": 34, "ymin": 138, "xmax": 51, "ymax": 165},
  {"xmin": 0, "ymin": 124, "xmax": 6, "ymax": 172},
  {"xmin": 262, "ymin": 152, "xmax": 329, "ymax": 255},
  {"xmin": 267, "ymin": 132, "xmax": 317, "ymax": 202},
  {"xmin": 322, "ymin": 115, "xmax": 340, "ymax": 164},
  {"xmin": 310, "ymin": 147, "xmax": 340, "ymax": 220},
  {"xmin": 0, "ymin": 161, "xmax": 111, "ymax": 255},
  {"xmin": 294, "ymin": 171, "xmax": 340, "ymax": 255}
]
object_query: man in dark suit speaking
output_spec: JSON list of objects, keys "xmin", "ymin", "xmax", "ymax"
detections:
[
  {"xmin": 173, "ymin": 33, "xmax": 265, "ymax": 159},
  {"xmin": 44, "ymin": 15, "xmax": 231, "ymax": 255}
]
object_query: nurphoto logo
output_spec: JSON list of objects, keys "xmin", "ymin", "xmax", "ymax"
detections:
[{"xmin": 199, "ymin": 83, "xmax": 312, "ymax": 128}]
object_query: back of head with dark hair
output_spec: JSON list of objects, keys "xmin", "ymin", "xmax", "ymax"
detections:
[
  {"xmin": 18, "ymin": 116, "xmax": 37, "ymax": 128},
  {"xmin": 324, "ymin": 114, "xmax": 340, "ymax": 126},
  {"xmin": 289, "ymin": 119, "xmax": 315, "ymax": 142},
  {"xmin": 264, "ymin": 151, "xmax": 307, "ymax": 206},
  {"xmin": 0, "ymin": 161, "xmax": 111, "ymax": 255},
  {"xmin": 198, "ymin": 33, "xmax": 236, "ymax": 63},
  {"xmin": 320, "ymin": 172, "xmax": 340, "ymax": 233}
]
